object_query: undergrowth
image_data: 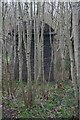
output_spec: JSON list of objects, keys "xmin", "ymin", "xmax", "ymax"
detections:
[{"xmin": 2, "ymin": 80, "xmax": 76, "ymax": 118}]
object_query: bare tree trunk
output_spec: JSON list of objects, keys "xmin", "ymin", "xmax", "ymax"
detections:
[
  {"xmin": 7, "ymin": 6, "xmax": 15, "ymax": 98},
  {"xmin": 0, "ymin": 1, "xmax": 2, "ymax": 119},
  {"xmin": 59, "ymin": 3, "xmax": 65, "ymax": 80},
  {"xmin": 41, "ymin": 3, "xmax": 45, "ymax": 97},
  {"xmin": 36, "ymin": 2, "xmax": 41, "ymax": 82},
  {"xmin": 49, "ymin": 3, "xmax": 54, "ymax": 82},
  {"xmin": 26, "ymin": 2, "xmax": 33, "ymax": 106},
  {"xmin": 12, "ymin": 2, "xmax": 17, "ymax": 81},
  {"xmin": 34, "ymin": 1, "xmax": 37, "ymax": 82},
  {"xmin": 2, "ymin": 2, "xmax": 10, "ymax": 97},
  {"xmin": 72, "ymin": 2, "xmax": 80, "ymax": 119},
  {"xmin": 18, "ymin": 2, "xmax": 28, "ymax": 108},
  {"xmin": 65, "ymin": 2, "xmax": 78, "ymax": 99}
]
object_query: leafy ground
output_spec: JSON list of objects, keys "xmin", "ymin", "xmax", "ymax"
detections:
[{"xmin": 2, "ymin": 80, "xmax": 77, "ymax": 119}]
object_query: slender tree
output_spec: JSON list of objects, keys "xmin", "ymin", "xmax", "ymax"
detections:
[
  {"xmin": 18, "ymin": 1, "xmax": 28, "ymax": 107},
  {"xmin": 72, "ymin": 2, "xmax": 80, "ymax": 119},
  {"xmin": 40, "ymin": 2, "xmax": 45, "ymax": 97},
  {"xmin": 65, "ymin": 2, "xmax": 78, "ymax": 99},
  {"xmin": 49, "ymin": 2, "xmax": 54, "ymax": 82},
  {"xmin": 59, "ymin": 2, "xmax": 65, "ymax": 80},
  {"xmin": 26, "ymin": 2, "xmax": 33, "ymax": 106},
  {"xmin": 0, "ymin": 1, "xmax": 2, "ymax": 119}
]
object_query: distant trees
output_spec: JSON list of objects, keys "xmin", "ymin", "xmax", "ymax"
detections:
[{"xmin": 1, "ymin": 1, "xmax": 80, "ymax": 119}]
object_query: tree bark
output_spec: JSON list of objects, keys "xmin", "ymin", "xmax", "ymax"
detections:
[
  {"xmin": 72, "ymin": 2, "xmax": 80, "ymax": 119},
  {"xmin": 0, "ymin": 1, "xmax": 2, "ymax": 119}
]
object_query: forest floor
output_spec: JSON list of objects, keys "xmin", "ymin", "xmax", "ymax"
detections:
[{"xmin": 2, "ymin": 80, "xmax": 77, "ymax": 119}]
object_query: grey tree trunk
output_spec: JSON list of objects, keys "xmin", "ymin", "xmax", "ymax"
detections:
[
  {"xmin": 36, "ymin": 2, "xmax": 41, "ymax": 82},
  {"xmin": 0, "ymin": 1, "xmax": 2, "ymax": 119},
  {"xmin": 41, "ymin": 3, "xmax": 45, "ymax": 97},
  {"xmin": 18, "ymin": 2, "xmax": 28, "ymax": 107},
  {"xmin": 72, "ymin": 2, "xmax": 80, "ymax": 119},
  {"xmin": 26, "ymin": 2, "xmax": 33, "ymax": 106},
  {"xmin": 2, "ymin": 2, "xmax": 10, "ymax": 97},
  {"xmin": 59, "ymin": 3, "xmax": 65, "ymax": 80},
  {"xmin": 65, "ymin": 2, "xmax": 78, "ymax": 99},
  {"xmin": 49, "ymin": 3, "xmax": 54, "ymax": 82},
  {"xmin": 34, "ymin": 1, "xmax": 37, "ymax": 82}
]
